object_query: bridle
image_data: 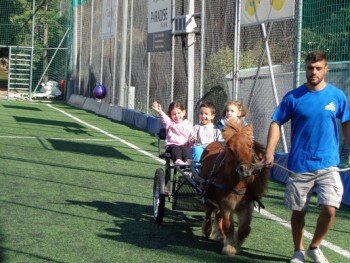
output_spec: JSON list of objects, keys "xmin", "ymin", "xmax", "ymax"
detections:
[
  {"xmin": 202, "ymin": 144, "xmax": 265, "ymax": 195},
  {"xmin": 235, "ymin": 145, "xmax": 264, "ymax": 179}
]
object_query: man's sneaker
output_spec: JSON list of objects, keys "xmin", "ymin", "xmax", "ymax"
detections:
[
  {"xmin": 306, "ymin": 247, "xmax": 329, "ymax": 263},
  {"xmin": 290, "ymin": 250, "xmax": 305, "ymax": 263}
]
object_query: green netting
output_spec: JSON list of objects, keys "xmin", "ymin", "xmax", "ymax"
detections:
[
  {"xmin": 0, "ymin": 0, "xmax": 70, "ymax": 99},
  {"xmin": 1, "ymin": 0, "xmax": 349, "ymax": 130},
  {"xmin": 302, "ymin": 0, "xmax": 350, "ymax": 62}
]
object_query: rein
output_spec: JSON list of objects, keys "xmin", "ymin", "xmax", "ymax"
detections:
[{"xmin": 272, "ymin": 162, "xmax": 350, "ymax": 176}]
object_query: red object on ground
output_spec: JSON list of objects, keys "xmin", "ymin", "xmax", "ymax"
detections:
[{"xmin": 59, "ymin": 80, "xmax": 65, "ymax": 93}]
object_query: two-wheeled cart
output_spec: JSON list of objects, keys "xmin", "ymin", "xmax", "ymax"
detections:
[{"xmin": 152, "ymin": 128, "xmax": 205, "ymax": 224}]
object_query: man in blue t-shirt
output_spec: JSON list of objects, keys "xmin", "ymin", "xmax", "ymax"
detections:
[{"xmin": 263, "ymin": 50, "xmax": 350, "ymax": 263}]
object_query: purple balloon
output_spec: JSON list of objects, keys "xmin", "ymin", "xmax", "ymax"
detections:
[{"xmin": 93, "ymin": 83, "xmax": 107, "ymax": 99}]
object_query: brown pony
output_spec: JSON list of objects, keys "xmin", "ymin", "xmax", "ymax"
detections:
[{"xmin": 199, "ymin": 120, "xmax": 268, "ymax": 256}]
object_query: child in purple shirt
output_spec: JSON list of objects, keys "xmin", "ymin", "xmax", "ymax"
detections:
[{"xmin": 152, "ymin": 101, "xmax": 192, "ymax": 165}]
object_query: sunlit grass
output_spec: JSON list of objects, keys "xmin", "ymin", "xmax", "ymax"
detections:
[{"xmin": 0, "ymin": 100, "xmax": 349, "ymax": 263}]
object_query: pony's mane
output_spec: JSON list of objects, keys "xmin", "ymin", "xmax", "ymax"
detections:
[{"xmin": 222, "ymin": 119, "xmax": 253, "ymax": 144}]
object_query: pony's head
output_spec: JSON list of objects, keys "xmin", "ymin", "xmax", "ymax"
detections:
[{"xmin": 222, "ymin": 120, "xmax": 255, "ymax": 179}]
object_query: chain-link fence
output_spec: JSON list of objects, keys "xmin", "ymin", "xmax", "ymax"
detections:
[
  {"xmin": 0, "ymin": 0, "xmax": 70, "ymax": 99},
  {"xmin": 1, "ymin": 0, "xmax": 349, "ymax": 150}
]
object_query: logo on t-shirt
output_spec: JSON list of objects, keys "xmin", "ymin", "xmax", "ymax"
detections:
[{"xmin": 325, "ymin": 102, "xmax": 336, "ymax": 112}]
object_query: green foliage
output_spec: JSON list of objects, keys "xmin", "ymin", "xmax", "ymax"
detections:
[
  {"xmin": 206, "ymin": 47, "xmax": 233, "ymax": 92},
  {"xmin": 205, "ymin": 46, "xmax": 261, "ymax": 94},
  {"xmin": 240, "ymin": 48, "xmax": 261, "ymax": 69},
  {"xmin": 0, "ymin": 0, "xmax": 69, "ymax": 82},
  {"xmin": 302, "ymin": 2, "xmax": 350, "ymax": 61}
]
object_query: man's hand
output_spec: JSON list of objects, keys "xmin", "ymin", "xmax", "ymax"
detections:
[{"xmin": 262, "ymin": 152, "xmax": 275, "ymax": 168}]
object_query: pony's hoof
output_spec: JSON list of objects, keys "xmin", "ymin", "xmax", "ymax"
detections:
[
  {"xmin": 211, "ymin": 231, "xmax": 224, "ymax": 242},
  {"xmin": 202, "ymin": 223, "xmax": 212, "ymax": 238},
  {"xmin": 222, "ymin": 245, "xmax": 237, "ymax": 256}
]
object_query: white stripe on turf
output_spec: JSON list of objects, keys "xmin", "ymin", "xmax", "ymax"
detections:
[
  {"xmin": 48, "ymin": 103, "xmax": 350, "ymax": 259},
  {"xmin": 46, "ymin": 104, "xmax": 165, "ymax": 165},
  {"xmin": 255, "ymin": 207, "xmax": 350, "ymax": 259},
  {"xmin": 0, "ymin": 135, "xmax": 118, "ymax": 141}
]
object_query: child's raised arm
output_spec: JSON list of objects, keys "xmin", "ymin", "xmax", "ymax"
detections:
[{"xmin": 152, "ymin": 101, "xmax": 163, "ymax": 114}]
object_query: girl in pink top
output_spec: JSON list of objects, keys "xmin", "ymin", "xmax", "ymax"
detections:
[{"xmin": 152, "ymin": 101, "xmax": 192, "ymax": 165}]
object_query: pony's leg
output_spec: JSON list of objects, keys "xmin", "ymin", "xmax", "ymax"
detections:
[
  {"xmin": 234, "ymin": 202, "xmax": 254, "ymax": 254},
  {"xmin": 211, "ymin": 209, "xmax": 224, "ymax": 241},
  {"xmin": 221, "ymin": 211, "xmax": 237, "ymax": 256},
  {"xmin": 202, "ymin": 204, "xmax": 214, "ymax": 238}
]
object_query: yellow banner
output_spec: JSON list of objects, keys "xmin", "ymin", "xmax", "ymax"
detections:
[{"xmin": 241, "ymin": 0, "xmax": 295, "ymax": 26}]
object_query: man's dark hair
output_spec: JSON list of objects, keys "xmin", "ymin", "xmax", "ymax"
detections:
[
  {"xmin": 305, "ymin": 50, "xmax": 327, "ymax": 64},
  {"xmin": 200, "ymin": 102, "xmax": 216, "ymax": 114}
]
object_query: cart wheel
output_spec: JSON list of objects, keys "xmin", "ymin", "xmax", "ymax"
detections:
[{"xmin": 153, "ymin": 168, "xmax": 166, "ymax": 224}]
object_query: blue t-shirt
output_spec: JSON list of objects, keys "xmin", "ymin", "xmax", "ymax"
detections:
[{"xmin": 272, "ymin": 83, "xmax": 350, "ymax": 173}]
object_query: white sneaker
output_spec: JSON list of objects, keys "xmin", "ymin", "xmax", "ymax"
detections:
[
  {"xmin": 290, "ymin": 250, "xmax": 305, "ymax": 263},
  {"xmin": 306, "ymin": 247, "xmax": 329, "ymax": 263}
]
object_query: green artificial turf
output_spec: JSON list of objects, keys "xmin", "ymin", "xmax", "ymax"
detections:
[{"xmin": 0, "ymin": 100, "xmax": 349, "ymax": 263}]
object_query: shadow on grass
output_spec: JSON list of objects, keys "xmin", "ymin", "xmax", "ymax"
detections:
[
  {"xmin": 13, "ymin": 116, "xmax": 90, "ymax": 135},
  {"xmin": 3, "ymin": 171, "xmax": 150, "ymax": 200},
  {"xmin": 0, "ymin": 226, "xmax": 5, "ymax": 263},
  {"xmin": 66, "ymin": 200, "xmax": 288, "ymax": 262},
  {"xmin": 0, "ymin": 245, "xmax": 64, "ymax": 263},
  {"xmin": 47, "ymin": 139, "xmax": 132, "ymax": 159},
  {"xmin": 2, "ymin": 105, "xmax": 42, "ymax": 111},
  {"xmin": 1, "ymin": 203, "xmax": 61, "ymax": 263},
  {"xmin": 0, "ymin": 154, "xmax": 154, "ymax": 181}
]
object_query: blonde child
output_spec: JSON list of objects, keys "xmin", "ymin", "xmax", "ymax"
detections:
[
  {"xmin": 152, "ymin": 101, "xmax": 192, "ymax": 165},
  {"xmin": 191, "ymin": 102, "xmax": 222, "ymax": 162},
  {"xmin": 217, "ymin": 100, "xmax": 248, "ymax": 131}
]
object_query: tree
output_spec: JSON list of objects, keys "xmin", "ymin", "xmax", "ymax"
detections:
[{"xmin": 302, "ymin": 0, "xmax": 350, "ymax": 61}]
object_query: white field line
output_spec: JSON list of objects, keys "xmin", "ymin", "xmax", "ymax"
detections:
[
  {"xmin": 47, "ymin": 104, "xmax": 349, "ymax": 259},
  {"xmin": 255, "ymin": 208, "xmax": 350, "ymax": 259},
  {"xmin": 0, "ymin": 136, "xmax": 118, "ymax": 142},
  {"xmin": 46, "ymin": 104, "xmax": 165, "ymax": 165}
]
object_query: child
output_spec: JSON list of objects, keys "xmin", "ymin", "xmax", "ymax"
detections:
[
  {"xmin": 217, "ymin": 100, "xmax": 248, "ymax": 131},
  {"xmin": 152, "ymin": 101, "xmax": 192, "ymax": 165},
  {"xmin": 191, "ymin": 102, "xmax": 222, "ymax": 162}
]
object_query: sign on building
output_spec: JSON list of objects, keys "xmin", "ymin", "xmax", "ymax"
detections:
[{"xmin": 147, "ymin": 0, "xmax": 172, "ymax": 52}]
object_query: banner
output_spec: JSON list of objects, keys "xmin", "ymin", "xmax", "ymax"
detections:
[
  {"xmin": 241, "ymin": 0, "xmax": 295, "ymax": 26},
  {"xmin": 147, "ymin": 0, "xmax": 172, "ymax": 52},
  {"xmin": 101, "ymin": 0, "xmax": 116, "ymax": 39}
]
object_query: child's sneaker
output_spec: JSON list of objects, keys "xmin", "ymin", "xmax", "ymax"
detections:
[
  {"xmin": 290, "ymin": 250, "xmax": 305, "ymax": 263},
  {"xmin": 306, "ymin": 247, "xmax": 329, "ymax": 263},
  {"xmin": 175, "ymin": 159, "xmax": 186, "ymax": 165}
]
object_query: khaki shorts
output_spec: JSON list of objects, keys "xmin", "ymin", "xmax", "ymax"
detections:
[{"xmin": 284, "ymin": 167, "xmax": 344, "ymax": 211}]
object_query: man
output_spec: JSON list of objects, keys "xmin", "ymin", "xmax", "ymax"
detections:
[{"xmin": 263, "ymin": 50, "xmax": 350, "ymax": 263}]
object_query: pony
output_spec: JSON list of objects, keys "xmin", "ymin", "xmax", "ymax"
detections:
[{"xmin": 199, "ymin": 119, "xmax": 268, "ymax": 256}]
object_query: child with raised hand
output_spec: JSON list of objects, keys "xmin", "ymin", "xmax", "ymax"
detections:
[
  {"xmin": 191, "ymin": 102, "xmax": 222, "ymax": 162},
  {"xmin": 217, "ymin": 100, "xmax": 248, "ymax": 131},
  {"xmin": 152, "ymin": 101, "xmax": 192, "ymax": 166}
]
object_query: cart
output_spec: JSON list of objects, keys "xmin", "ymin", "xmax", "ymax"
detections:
[{"xmin": 152, "ymin": 128, "xmax": 205, "ymax": 224}]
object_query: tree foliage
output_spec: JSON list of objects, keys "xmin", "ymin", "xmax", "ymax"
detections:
[
  {"xmin": 206, "ymin": 46, "xmax": 261, "ymax": 94},
  {"xmin": 302, "ymin": 0, "xmax": 350, "ymax": 61}
]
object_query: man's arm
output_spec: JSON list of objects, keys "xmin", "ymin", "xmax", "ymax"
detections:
[
  {"xmin": 341, "ymin": 120, "xmax": 350, "ymax": 166},
  {"xmin": 264, "ymin": 121, "xmax": 281, "ymax": 168}
]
